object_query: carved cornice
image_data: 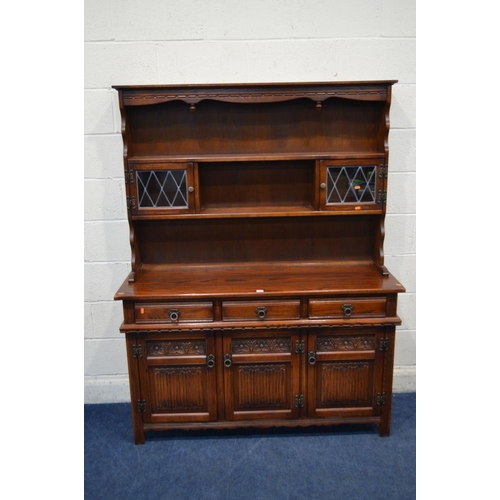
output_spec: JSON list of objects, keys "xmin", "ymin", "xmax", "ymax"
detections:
[{"xmin": 119, "ymin": 84, "xmax": 391, "ymax": 106}]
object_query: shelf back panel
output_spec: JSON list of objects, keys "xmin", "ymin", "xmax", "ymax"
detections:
[
  {"xmin": 199, "ymin": 161, "xmax": 315, "ymax": 210},
  {"xmin": 136, "ymin": 216, "xmax": 377, "ymax": 266}
]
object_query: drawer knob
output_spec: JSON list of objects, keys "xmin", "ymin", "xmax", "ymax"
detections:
[
  {"xmin": 255, "ymin": 307, "xmax": 267, "ymax": 320},
  {"xmin": 224, "ymin": 354, "xmax": 232, "ymax": 367},
  {"xmin": 341, "ymin": 304, "xmax": 354, "ymax": 317},
  {"xmin": 168, "ymin": 308, "xmax": 181, "ymax": 321}
]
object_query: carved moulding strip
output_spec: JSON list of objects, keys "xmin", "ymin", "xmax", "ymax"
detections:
[
  {"xmin": 123, "ymin": 320, "xmax": 398, "ymax": 334},
  {"xmin": 143, "ymin": 415, "xmax": 381, "ymax": 432},
  {"xmin": 232, "ymin": 337, "xmax": 291, "ymax": 354},
  {"xmin": 322, "ymin": 361, "xmax": 371, "ymax": 371},
  {"xmin": 146, "ymin": 340, "xmax": 207, "ymax": 357},
  {"xmin": 122, "ymin": 88, "xmax": 388, "ymax": 106},
  {"xmin": 316, "ymin": 335, "xmax": 376, "ymax": 352}
]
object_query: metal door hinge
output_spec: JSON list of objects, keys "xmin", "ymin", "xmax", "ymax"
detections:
[
  {"xmin": 378, "ymin": 164, "xmax": 388, "ymax": 179},
  {"xmin": 376, "ymin": 393, "xmax": 387, "ymax": 406},
  {"xmin": 127, "ymin": 196, "xmax": 136, "ymax": 210},
  {"xmin": 295, "ymin": 340, "xmax": 305, "ymax": 354},
  {"xmin": 132, "ymin": 344, "xmax": 142, "ymax": 358},
  {"xmin": 124, "ymin": 170, "xmax": 134, "ymax": 184},
  {"xmin": 377, "ymin": 190, "xmax": 387, "ymax": 204},
  {"xmin": 295, "ymin": 395, "xmax": 304, "ymax": 408},
  {"xmin": 137, "ymin": 400, "xmax": 147, "ymax": 413},
  {"xmin": 379, "ymin": 338, "xmax": 390, "ymax": 352}
]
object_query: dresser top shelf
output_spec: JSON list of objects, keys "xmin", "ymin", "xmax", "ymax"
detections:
[
  {"xmin": 114, "ymin": 261, "xmax": 405, "ymax": 301},
  {"xmin": 113, "ymin": 80, "xmax": 398, "ymax": 105}
]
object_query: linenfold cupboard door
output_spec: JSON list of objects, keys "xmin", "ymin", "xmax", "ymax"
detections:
[
  {"xmin": 136, "ymin": 332, "xmax": 218, "ymax": 423},
  {"xmin": 222, "ymin": 330, "xmax": 301, "ymax": 421},
  {"xmin": 306, "ymin": 328, "xmax": 385, "ymax": 418}
]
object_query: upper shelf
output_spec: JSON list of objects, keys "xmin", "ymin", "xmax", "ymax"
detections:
[
  {"xmin": 124, "ymin": 97, "xmax": 389, "ymax": 158},
  {"xmin": 128, "ymin": 152, "xmax": 386, "ymax": 163}
]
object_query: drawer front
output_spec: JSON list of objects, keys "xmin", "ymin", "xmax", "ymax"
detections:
[
  {"xmin": 135, "ymin": 302, "xmax": 213, "ymax": 324},
  {"xmin": 308, "ymin": 297, "xmax": 386, "ymax": 319},
  {"xmin": 222, "ymin": 300, "xmax": 301, "ymax": 322}
]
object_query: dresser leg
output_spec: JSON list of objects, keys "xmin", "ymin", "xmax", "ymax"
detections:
[
  {"xmin": 378, "ymin": 328, "xmax": 396, "ymax": 437},
  {"xmin": 125, "ymin": 332, "xmax": 146, "ymax": 444},
  {"xmin": 133, "ymin": 424, "xmax": 145, "ymax": 445},
  {"xmin": 379, "ymin": 416, "xmax": 391, "ymax": 437}
]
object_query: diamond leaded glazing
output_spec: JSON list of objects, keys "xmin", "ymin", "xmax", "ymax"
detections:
[
  {"xmin": 326, "ymin": 165, "xmax": 377, "ymax": 204},
  {"xmin": 136, "ymin": 170, "xmax": 188, "ymax": 208}
]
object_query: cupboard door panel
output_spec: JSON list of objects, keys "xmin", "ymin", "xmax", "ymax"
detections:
[
  {"xmin": 148, "ymin": 365, "xmax": 207, "ymax": 415},
  {"xmin": 138, "ymin": 333, "xmax": 217, "ymax": 423},
  {"xmin": 315, "ymin": 360, "xmax": 374, "ymax": 411},
  {"xmin": 307, "ymin": 329, "xmax": 385, "ymax": 418},
  {"xmin": 234, "ymin": 363, "xmax": 291, "ymax": 410},
  {"xmin": 223, "ymin": 330, "xmax": 301, "ymax": 420}
]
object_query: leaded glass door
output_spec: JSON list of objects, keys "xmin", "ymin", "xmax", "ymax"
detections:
[
  {"xmin": 128, "ymin": 163, "xmax": 195, "ymax": 215},
  {"xmin": 319, "ymin": 160, "xmax": 384, "ymax": 212}
]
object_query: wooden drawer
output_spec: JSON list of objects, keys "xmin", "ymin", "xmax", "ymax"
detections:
[
  {"xmin": 308, "ymin": 297, "xmax": 386, "ymax": 319},
  {"xmin": 135, "ymin": 302, "xmax": 213, "ymax": 324},
  {"xmin": 222, "ymin": 300, "xmax": 301, "ymax": 322}
]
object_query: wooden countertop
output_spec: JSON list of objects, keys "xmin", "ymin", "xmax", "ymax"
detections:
[{"xmin": 115, "ymin": 261, "xmax": 405, "ymax": 301}]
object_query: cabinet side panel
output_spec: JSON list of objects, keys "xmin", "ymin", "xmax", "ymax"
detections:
[{"xmin": 117, "ymin": 91, "xmax": 141, "ymax": 279}]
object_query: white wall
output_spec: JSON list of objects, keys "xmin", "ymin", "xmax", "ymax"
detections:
[{"xmin": 84, "ymin": 0, "xmax": 416, "ymax": 402}]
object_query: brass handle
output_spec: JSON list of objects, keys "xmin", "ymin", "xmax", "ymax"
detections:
[
  {"xmin": 320, "ymin": 182, "xmax": 327, "ymax": 189},
  {"xmin": 341, "ymin": 304, "xmax": 354, "ymax": 317},
  {"xmin": 224, "ymin": 354, "xmax": 232, "ymax": 368},
  {"xmin": 255, "ymin": 307, "xmax": 267, "ymax": 320},
  {"xmin": 308, "ymin": 351, "xmax": 316, "ymax": 365},
  {"xmin": 206, "ymin": 354, "xmax": 215, "ymax": 369},
  {"xmin": 168, "ymin": 308, "xmax": 181, "ymax": 322}
]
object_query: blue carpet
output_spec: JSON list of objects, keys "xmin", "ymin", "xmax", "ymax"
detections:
[{"xmin": 85, "ymin": 392, "xmax": 415, "ymax": 500}]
